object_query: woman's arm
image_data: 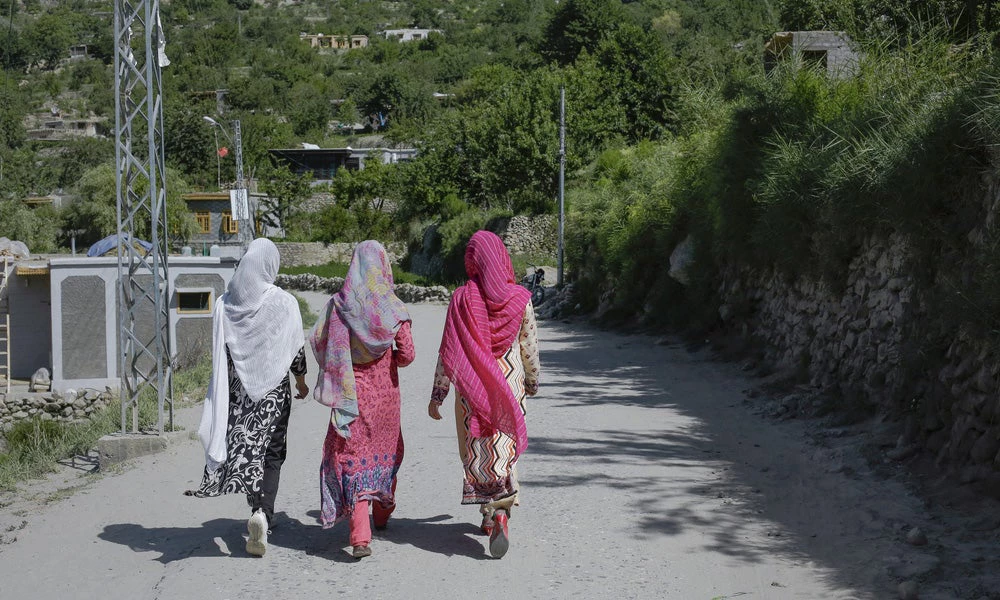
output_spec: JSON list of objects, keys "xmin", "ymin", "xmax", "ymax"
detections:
[
  {"xmin": 519, "ymin": 303, "xmax": 540, "ymax": 396},
  {"xmin": 428, "ymin": 356, "xmax": 450, "ymax": 420},
  {"xmin": 393, "ymin": 321, "xmax": 415, "ymax": 368},
  {"xmin": 291, "ymin": 346, "xmax": 309, "ymax": 399}
]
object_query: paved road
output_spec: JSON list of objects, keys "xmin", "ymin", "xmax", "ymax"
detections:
[{"xmin": 0, "ymin": 296, "xmax": 909, "ymax": 599}]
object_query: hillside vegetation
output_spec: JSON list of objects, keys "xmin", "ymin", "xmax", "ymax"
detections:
[{"xmin": 3, "ymin": 1, "xmax": 1000, "ymax": 294}]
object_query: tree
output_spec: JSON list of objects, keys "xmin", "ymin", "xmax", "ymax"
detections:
[
  {"xmin": 539, "ymin": 0, "xmax": 625, "ymax": 66},
  {"xmin": 596, "ymin": 24, "xmax": 677, "ymax": 138},
  {"xmin": 328, "ymin": 158, "xmax": 397, "ymax": 240},
  {"xmin": 288, "ymin": 81, "xmax": 332, "ymax": 138},
  {"xmin": 0, "ymin": 87, "xmax": 26, "ymax": 151},
  {"xmin": 26, "ymin": 11, "xmax": 75, "ymax": 68},
  {"xmin": 0, "ymin": 201, "xmax": 60, "ymax": 254},
  {"xmin": 337, "ymin": 99, "xmax": 361, "ymax": 134},
  {"xmin": 353, "ymin": 67, "xmax": 435, "ymax": 129},
  {"xmin": 164, "ymin": 104, "xmax": 216, "ymax": 189},
  {"xmin": 259, "ymin": 165, "xmax": 312, "ymax": 238},
  {"xmin": 401, "ymin": 65, "xmax": 561, "ymax": 217},
  {"xmin": 0, "ymin": 27, "xmax": 30, "ymax": 71},
  {"xmin": 411, "ymin": 0, "xmax": 442, "ymax": 28},
  {"xmin": 63, "ymin": 164, "xmax": 117, "ymax": 245},
  {"xmin": 64, "ymin": 164, "xmax": 197, "ymax": 246}
]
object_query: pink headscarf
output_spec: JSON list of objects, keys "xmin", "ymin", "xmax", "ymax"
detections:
[
  {"xmin": 310, "ymin": 241, "xmax": 411, "ymax": 438},
  {"xmin": 439, "ymin": 230, "xmax": 531, "ymax": 456}
]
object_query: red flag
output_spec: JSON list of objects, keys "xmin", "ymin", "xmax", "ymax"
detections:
[{"xmin": 217, "ymin": 146, "xmax": 229, "ymax": 158}]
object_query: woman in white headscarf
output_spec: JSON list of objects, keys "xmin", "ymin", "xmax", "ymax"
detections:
[{"xmin": 187, "ymin": 238, "xmax": 309, "ymax": 558}]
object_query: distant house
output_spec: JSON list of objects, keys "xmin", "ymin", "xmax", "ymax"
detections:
[
  {"xmin": 25, "ymin": 116, "xmax": 108, "ymax": 141},
  {"xmin": 268, "ymin": 146, "xmax": 418, "ymax": 184},
  {"xmin": 300, "ymin": 33, "xmax": 369, "ymax": 50},
  {"xmin": 182, "ymin": 192, "xmax": 252, "ymax": 249},
  {"xmin": 69, "ymin": 45, "xmax": 88, "ymax": 61},
  {"xmin": 764, "ymin": 31, "xmax": 859, "ymax": 78},
  {"xmin": 380, "ymin": 28, "xmax": 442, "ymax": 42}
]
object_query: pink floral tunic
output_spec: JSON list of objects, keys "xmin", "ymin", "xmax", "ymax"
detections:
[{"xmin": 319, "ymin": 322, "xmax": 415, "ymax": 526}]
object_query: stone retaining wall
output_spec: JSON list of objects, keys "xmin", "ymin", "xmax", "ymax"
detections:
[
  {"xmin": 275, "ymin": 273, "xmax": 451, "ymax": 303},
  {"xmin": 274, "ymin": 242, "xmax": 404, "ymax": 268},
  {"xmin": 494, "ymin": 215, "xmax": 558, "ymax": 257},
  {"xmin": 0, "ymin": 388, "xmax": 115, "ymax": 432},
  {"xmin": 717, "ymin": 231, "xmax": 1000, "ymax": 491}
]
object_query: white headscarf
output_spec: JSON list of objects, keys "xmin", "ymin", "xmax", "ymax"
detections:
[
  {"xmin": 200, "ymin": 239, "xmax": 305, "ymax": 472},
  {"xmin": 222, "ymin": 238, "xmax": 304, "ymax": 400}
]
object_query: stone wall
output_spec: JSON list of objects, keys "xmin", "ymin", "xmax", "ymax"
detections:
[
  {"xmin": 274, "ymin": 242, "xmax": 404, "ymax": 268},
  {"xmin": 0, "ymin": 388, "xmax": 115, "ymax": 433},
  {"xmin": 716, "ymin": 231, "xmax": 1000, "ymax": 489},
  {"xmin": 493, "ymin": 215, "xmax": 558, "ymax": 258}
]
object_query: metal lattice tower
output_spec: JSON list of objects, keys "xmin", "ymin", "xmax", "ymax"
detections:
[{"xmin": 114, "ymin": 0, "xmax": 173, "ymax": 433}]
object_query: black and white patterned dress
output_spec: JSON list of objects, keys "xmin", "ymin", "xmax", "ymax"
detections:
[{"xmin": 193, "ymin": 346, "xmax": 307, "ymax": 497}]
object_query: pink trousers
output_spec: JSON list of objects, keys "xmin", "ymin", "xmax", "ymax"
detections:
[{"xmin": 349, "ymin": 479, "xmax": 397, "ymax": 547}]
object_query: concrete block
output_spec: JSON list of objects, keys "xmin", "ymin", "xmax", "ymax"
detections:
[{"xmin": 97, "ymin": 430, "xmax": 185, "ymax": 470}]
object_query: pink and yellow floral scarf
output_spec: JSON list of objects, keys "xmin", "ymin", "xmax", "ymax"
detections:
[{"xmin": 310, "ymin": 240, "xmax": 410, "ymax": 438}]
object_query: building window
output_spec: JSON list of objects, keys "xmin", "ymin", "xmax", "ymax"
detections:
[
  {"xmin": 177, "ymin": 290, "xmax": 212, "ymax": 314},
  {"xmin": 802, "ymin": 50, "xmax": 828, "ymax": 71},
  {"xmin": 195, "ymin": 211, "xmax": 210, "ymax": 233},
  {"xmin": 221, "ymin": 211, "xmax": 238, "ymax": 234}
]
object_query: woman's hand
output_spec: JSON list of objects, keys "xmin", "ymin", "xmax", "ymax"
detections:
[
  {"xmin": 428, "ymin": 401, "xmax": 443, "ymax": 420},
  {"xmin": 294, "ymin": 377, "xmax": 309, "ymax": 400}
]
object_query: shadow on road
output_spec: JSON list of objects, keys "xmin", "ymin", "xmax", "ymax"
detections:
[
  {"xmin": 99, "ymin": 519, "xmax": 249, "ymax": 563},
  {"xmin": 100, "ymin": 510, "xmax": 494, "ymax": 565},
  {"xmin": 285, "ymin": 510, "xmax": 492, "ymax": 561},
  {"xmin": 525, "ymin": 319, "xmax": 888, "ymax": 595}
]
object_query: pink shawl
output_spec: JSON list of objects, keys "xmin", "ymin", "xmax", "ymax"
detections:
[
  {"xmin": 439, "ymin": 230, "xmax": 531, "ymax": 456},
  {"xmin": 310, "ymin": 240, "xmax": 410, "ymax": 438}
]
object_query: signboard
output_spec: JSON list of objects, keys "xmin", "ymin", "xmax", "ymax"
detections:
[{"xmin": 229, "ymin": 188, "xmax": 249, "ymax": 221}]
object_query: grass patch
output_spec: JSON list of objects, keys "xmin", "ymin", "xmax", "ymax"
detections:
[
  {"xmin": 291, "ymin": 291, "xmax": 319, "ymax": 329},
  {"xmin": 0, "ymin": 358, "xmax": 212, "ymax": 491},
  {"xmin": 281, "ymin": 261, "xmax": 435, "ymax": 286}
]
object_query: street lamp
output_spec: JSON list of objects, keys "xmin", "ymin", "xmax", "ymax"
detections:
[
  {"xmin": 203, "ymin": 116, "xmax": 252, "ymax": 251},
  {"xmin": 203, "ymin": 116, "xmax": 223, "ymax": 190}
]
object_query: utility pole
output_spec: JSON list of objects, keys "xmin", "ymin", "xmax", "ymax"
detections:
[
  {"xmin": 557, "ymin": 86, "xmax": 566, "ymax": 287},
  {"xmin": 114, "ymin": 0, "xmax": 173, "ymax": 434},
  {"xmin": 204, "ymin": 116, "xmax": 251, "ymax": 252}
]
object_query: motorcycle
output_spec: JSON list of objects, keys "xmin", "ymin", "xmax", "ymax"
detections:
[{"xmin": 522, "ymin": 265, "xmax": 546, "ymax": 307}]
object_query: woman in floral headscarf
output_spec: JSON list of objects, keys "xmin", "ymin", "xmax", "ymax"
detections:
[
  {"xmin": 428, "ymin": 230, "xmax": 540, "ymax": 559},
  {"xmin": 311, "ymin": 240, "xmax": 413, "ymax": 559}
]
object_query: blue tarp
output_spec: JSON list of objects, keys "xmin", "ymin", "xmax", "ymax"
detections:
[{"xmin": 86, "ymin": 234, "xmax": 153, "ymax": 257}]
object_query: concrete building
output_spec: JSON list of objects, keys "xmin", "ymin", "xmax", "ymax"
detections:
[
  {"xmin": 380, "ymin": 28, "xmax": 442, "ymax": 42},
  {"xmin": 25, "ymin": 117, "xmax": 109, "ymax": 141},
  {"xmin": 764, "ymin": 31, "xmax": 859, "ymax": 78},
  {"xmin": 300, "ymin": 33, "xmax": 369, "ymax": 50},
  {"xmin": 4, "ymin": 256, "xmax": 236, "ymax": 392},
  {"xmin": 268, "ymin": 146, "xmax": 418, "ymax": 184}
]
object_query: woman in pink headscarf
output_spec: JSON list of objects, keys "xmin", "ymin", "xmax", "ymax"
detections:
[
  {"xmin": 429, "ymin": 230, "xmax": 540, "ymax": 559},
  {"xmin": 311, "ymin": 240, "xmax": 413, "ymax": 559}
]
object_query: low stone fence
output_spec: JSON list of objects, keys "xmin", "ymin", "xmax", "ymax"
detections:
[
  {"xmin": 274, "ymin": 242, "xmax": 405, "ymax": 268},
  {"xmin": 0, "ymin": 388, "xmax": 115, "ymax": 432},
  {"xmin": 275, "ymin": 273, "xmax": 451, "ymax": 303}
]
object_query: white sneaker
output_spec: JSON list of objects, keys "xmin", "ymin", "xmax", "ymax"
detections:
[{"xmin": 246, "ymin": 510, "xmax": 268, "ymax": 557}]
